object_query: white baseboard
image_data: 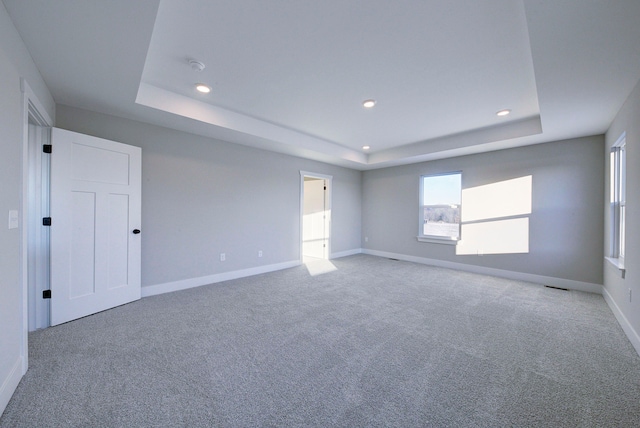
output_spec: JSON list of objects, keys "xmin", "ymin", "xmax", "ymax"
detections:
[
  {"xmin": 142, "ymin": 260, "xmax": 301, "ymax": 297},
  {"xmin": 362, "ymin": 249, "xmax": 603, "ymax": 294},
  {"xmin": 0, "ymin": 356, "xmax": 23, "ymax": 416},
  {"xmin": 330, "ymin": 248, "xmax": 362, "ymax": 259},
  {"xmin": 143, "ymin": 249, "xmax": 364, "ymax": 298},
  {"xmin": 603, "ymin": 287, "xmax": 640, "ymax": 356}
]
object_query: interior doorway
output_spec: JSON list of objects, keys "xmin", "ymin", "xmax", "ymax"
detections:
[
  {"xmin": 26, "ymin": 122, "xmax": 51, "ymax": 331},
  {"xmin": 21, "ymin": 80, "xmax": 54, "ymax": 374},
  {"xmin": 300, "ymin": 171, "xmax": 332, "ymax": 262},
  {"xmin": 25, "ymin": 127, "xmax": 143, "ymax": 329}
]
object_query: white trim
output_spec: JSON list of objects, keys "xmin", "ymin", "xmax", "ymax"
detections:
[
  {"xmin": 20, "ymin": 80, "xmax": 54, "ymax": 378},
  {"xmin": 300, "ymin": 171, "xmax": 334, "ymax": 180},
  {"xmin": 330, "ymin": 248, "xmax": 362, "ymax": 259},
  {"xmin": 416, "ymin": 236, "xmax": 459, "ymax": 245},
  {"xmin": 141, "ymin": 260, "xmax": 301, "ymax": 298},
  {"xmin": 21, "ymin": 79, "xmax": 53, "ymax": 125},
  {"xmin": 0, "ymin": 357, "xmax": 23, "ymax": 415},
  {"xmin": 605, "ymin": 257, "xmax": 626, "ymax": 278},
  {"xmin": 603, "ymin": 287, "xmax": 640, "ymax": 357},
  {"xmin": 612, "ymin": 131, "xmax": 627, "ymax": 148},
  {"xmin": 362, "ymin": 249, "xmax": 603, "ymax": 294}
]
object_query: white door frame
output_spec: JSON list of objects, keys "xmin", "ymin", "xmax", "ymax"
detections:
[
  {"xmin": 26, "ymin": 123, "xmax": 51, "ymax": 331},
  {"xmin": 299, "ymin": 171, "xmax": 332, "ymax": 262},
  {"xmin": 20, "ymin": 79, "xmax": 53, "ymax": 374}
]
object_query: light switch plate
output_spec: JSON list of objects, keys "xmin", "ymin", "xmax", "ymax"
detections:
[{"xmin": 8, "ymin": 210, "xmax": 19, "ymax": 229}]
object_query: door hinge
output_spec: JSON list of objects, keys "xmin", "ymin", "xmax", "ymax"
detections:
[
  {"xmin": 43, "ymin": 290, "xmax": 51, "ymax": 299},
  {"xmin": 324, "ymin": 186, "xmax": 326, "ymax": 190},
  {"xmin": 43, "ymin": 144, "xmax": 52, "ymax": 153},
  {"xmin": 42, "ymin": 217, "xmax": 52, "ymax": 226}
]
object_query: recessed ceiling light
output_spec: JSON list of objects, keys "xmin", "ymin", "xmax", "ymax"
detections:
[
  {"xmin": 196, "ymin": 83, "xmax": 211, "ymax": 94},
  {"xmin": 362, "ymin": 99, "xmax": 376, "ymax": 108},
  {"xmin": 362, "ymin": 145, "xmax": 371, "ymax": 150},
  {"xmin": 496, "ymin": 109, "xmax": 511, "ymax": 117}
]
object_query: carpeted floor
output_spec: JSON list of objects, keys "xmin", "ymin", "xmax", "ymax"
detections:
[{"xmin": 2, "ymin": 254, "xmax": 640, "ymax": 427}]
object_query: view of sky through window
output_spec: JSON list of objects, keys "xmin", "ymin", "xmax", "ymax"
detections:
[{"xmin": 422, "ymin": 174, "xmax": 461, "ymax": 205}]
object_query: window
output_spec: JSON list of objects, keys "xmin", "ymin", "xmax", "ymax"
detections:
[
  {"xmin": 610, "ymin": 133, "xmax": 626, "ymax": 267},
  {"xmin": 418, "ymin": 172, "xmax": 461, "ymax": 244}
]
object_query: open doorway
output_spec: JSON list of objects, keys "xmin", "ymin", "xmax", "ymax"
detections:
[
  {"xmin": 300, "ymin": 171, "xmax": 332, "ymax": 263},
  {"xmin": 21, "ymin": 80, "xmax": 54, "ymax": 376},
  {"xmin": 26, "ymin": 122, "xmax": 51, "ymax": 331}
]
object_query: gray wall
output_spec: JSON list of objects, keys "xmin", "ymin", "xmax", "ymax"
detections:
[
  {"xmin": 362, "ymin": 136, "xmax": 604, "ymax": 285},
  {"xmin": 55, "ymin": 105, "xmax": 362, "ymax": 288},
  {"xmin": 604, "ymin": 78, "xmax": 640, "ymax": 340},
  {"xmin": 0, "ymin": 1, "xmax": 55, "ymax": 413}
]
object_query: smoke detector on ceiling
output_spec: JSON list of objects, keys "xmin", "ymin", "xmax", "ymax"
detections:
[{"xmin": 189, "ymin": 60, "xmax": 206, "ymax": 72}]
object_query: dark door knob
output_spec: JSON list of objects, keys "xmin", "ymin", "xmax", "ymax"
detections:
[{"xmin": 132, "ymin": 229, "xmax": 141, "ymax": 234}]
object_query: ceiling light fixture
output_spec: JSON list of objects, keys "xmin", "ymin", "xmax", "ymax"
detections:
[
  {"xmin": 362, "ymin": 145, "xmax": 371, "ymax": 150},
  {"xmin": 496, "ymin": 109, "xmax": 511, "ymax": 117},
  {"xmin": 189, "ymin": 59, "xmax": 206, "ymax": 72},
  {"xmin": 362, "ymin": 99, "xmax": 376, "ymax": 108},
  {"xmin": 195, "ymin": 83, "xmax": 211, "ymax": 94}
]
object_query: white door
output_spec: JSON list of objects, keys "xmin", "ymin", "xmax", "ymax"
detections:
[
  {"xmin": 49, "ymin": 128, "xmax": 141, "ymax": 326},
  {"xmin": 303, "ymin": 178, "xmax": 327, "ymax": 259}
]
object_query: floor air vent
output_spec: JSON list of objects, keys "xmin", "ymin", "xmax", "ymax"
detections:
[{"xmin": 544, "ymin": 285, "xmax": 569, "ymax": 291}]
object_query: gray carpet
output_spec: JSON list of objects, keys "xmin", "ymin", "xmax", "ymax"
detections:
[{"xmin": 2, "ymin": 254, "xmax": 640, "ymax": 427}]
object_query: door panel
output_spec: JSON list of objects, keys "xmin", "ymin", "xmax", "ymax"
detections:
[
  {"xmin": 69, "ymin": 191, "xmax": 96, "ymax": 299},
  {"xmin": 71, "ymin": 143, "xmax": 131, "ymax": 185},
  {"xmin": 50, "ymin": 128, "xmax": 141, "ymax": 326},
  {"xmin": 107, "ymin": 194, "xmax": 130, "ymax": 289}
]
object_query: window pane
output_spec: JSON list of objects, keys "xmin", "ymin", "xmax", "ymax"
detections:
[
  {"xmin": 423, "ymin": 206, "xmax": 460, "ymax": 238},
  {"xmin": 610, "ymin": 151, "xmax": 615, "ymax": 203},
  {"xmin": 422, "ymin": 174, "xmax": 461, "ymax": 205},
  {"xmin": 620, "ymin": 145, "xmax": 626, "ymax": 202},
  {"xmin": 620, "ymin": 205, "xmax": 625, "ymax": 258}
]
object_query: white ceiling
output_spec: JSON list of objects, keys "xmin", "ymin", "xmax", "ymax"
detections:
[{"xmin": 5, "ymin": 0, "xmax": 640, "ymax": 170}]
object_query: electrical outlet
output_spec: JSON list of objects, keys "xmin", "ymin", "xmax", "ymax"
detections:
[
  {"xmin": 220, "ymin": 253, "xmax": 226, "ymax": 262},
  {"xmin": 258, "ymin": 250, "xmax": 263, "ymax": 258},
  {"xmin": 365, "ymin": 237, "xmax": 369, "ymax": 242}
]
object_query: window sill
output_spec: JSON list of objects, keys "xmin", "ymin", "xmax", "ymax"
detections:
[
  {"xmin": 605, "ymin": 257, "xmax": 626, "ymax": 278},
  {"xmin": 417, "ymin": 236, "xmax": 459, "ymax": 245}
]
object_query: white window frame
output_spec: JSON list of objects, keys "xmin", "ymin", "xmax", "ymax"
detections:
[
  {"xmin": 417, "ymin": 171, "xmax": 462, "ymax": 245},
  {"xmin": 607, "ymin": 133, "xmax": 626, "ymax": 274}
]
